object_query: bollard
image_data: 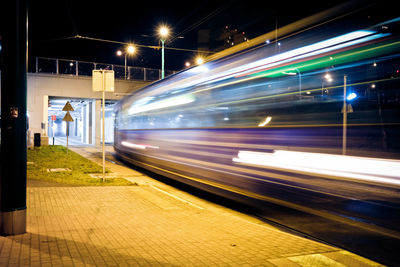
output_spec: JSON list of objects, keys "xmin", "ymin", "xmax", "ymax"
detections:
[{"xmin": 34, "ymin": 133, "xmax": 41, "ymax": 147}]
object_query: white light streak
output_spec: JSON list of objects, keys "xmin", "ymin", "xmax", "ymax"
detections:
[
  {"xmin": 258, "ymin": 116, "xmax": 272, "ymax": 127},
  {"xmin": 141, "ymin": 30, "xmax": 384, "ymax": 98},
  {"xmin": 254, "ymin": 31, "xmax": 374, "ymax": 68},
  {"xmin": 188, "ymin": 65, "xmax": 209, "ymax": 73},
  {"xmin": 128, "ymin": 94, "xmax": 195, "ymax": 115},
  {"xmin": 233, "ymin": 150, "xmax": 400, "ymax": 186},
  {"xmin": 200, "ymin": 31, "xmax": 386, "ymax": 86},
  {"xmin": 121, "ymin": 141, "xmax": 159, "ymax": 150}
]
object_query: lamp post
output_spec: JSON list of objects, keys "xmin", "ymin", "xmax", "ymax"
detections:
[
  {"xmin": 294, "ymin": 68, "xmax": 301, "ymax": 97},
  {"xmin": 343, "ymin": 75, "xmax": 347, "ymax": 155},
  {"xmin": 282, "ymin": 68, "xmax": 301, "ymax": 97},
  {"xmin": 158, "ymin": 26, "xmax": 169, "ymax": 79},
  {"xmin": 117, "ymin": 44, "xmax": 136, "ymax": 80}
]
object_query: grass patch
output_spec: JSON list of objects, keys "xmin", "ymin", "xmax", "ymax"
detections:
[{"xmin": 27, "ymin": 145, "xmax": 133, "ymax": 186}]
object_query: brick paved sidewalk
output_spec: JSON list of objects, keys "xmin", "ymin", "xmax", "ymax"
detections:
[{"xmin": 0, "ymin": 146, "xmax": 383, "ymax": 266}]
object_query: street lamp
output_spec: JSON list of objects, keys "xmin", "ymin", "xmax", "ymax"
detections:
[
  {"xmin": 195, "ymin": 56, "xmax": 204, "ymax": 65},
  {"xmin": 127, "ymin": 45, "xmax": 135, "ymax": 54},
  {"xmin": 322, "ymin": 73, "xmax": 333, "ymax": 95},
  {"xmin": 116, "ymin": 44, "xmax": 136, "ymax": 79},
  {"xmin": 158, "ymin": 26, "xmax": 170, "ymax": 79}
]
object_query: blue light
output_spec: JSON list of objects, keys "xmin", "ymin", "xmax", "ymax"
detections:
[{"xmin": 347, "ymin": 92, "xmax": 357, "ymax": 101}]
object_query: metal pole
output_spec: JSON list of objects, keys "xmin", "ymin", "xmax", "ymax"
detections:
[
  {"xmin": 161, "ymin": 39, "xmax": 165, "ymax": 79},
  {"xmin": 56, "ymin": 58, "xmax": 59, "ymax": 75},
  {"xmin": 102, "ymin": 90, "xmax": 105, "ymax": 182},
  {"xmin": 102, "ymin": 70, "xmax": 106, "ymax": 182},
  {"xmin": 124, "ymin": 54, "xmax": 127, "ymax": 80},
  {"xmin": 66, "ymin": 121, "xmax": 69, "ymax": 155},
  {"xmin": 298, "ymin": 69, "xmax": 302, "ymax": 97},
  {"xmin": 343, "ymin": 75, "xmax": 347, "ymax": 155},
  {"xmin": 53, "ymin": 119, "xmax": 55, "ymax": 145}
]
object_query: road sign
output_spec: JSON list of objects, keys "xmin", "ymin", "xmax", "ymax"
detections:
[
  {"xmin": 62, "ymin": 101, "xmax": 74, "ymax": 111},
  {"xmin": 92, "ymin": 69, "xmax": 115, "ymax": 182},
  {"xmin": 51, "ymin": 115, "xmax": 56, "ymax": 121},
  {"xmin": 62, "ymin": 111, "xmax": 74, "ymax": 122},
  {"xmin": 92, "ymin": 70, "xmax": 115, "ymax": 92},
  {"xmin": 341, "ymin": 103, "xmax": 353, "ymax": 113}
]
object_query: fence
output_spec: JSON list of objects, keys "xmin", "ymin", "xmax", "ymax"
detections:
[{"xmin": 35, "ymin": 57, "xmax": 176, "ymax": 81}]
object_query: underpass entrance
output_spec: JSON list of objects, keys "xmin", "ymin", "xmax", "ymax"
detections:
[{"xmin": 47, "ymin": 97, "xmax": 117, "ymax": 146}]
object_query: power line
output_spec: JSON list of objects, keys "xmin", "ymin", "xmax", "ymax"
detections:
[
  {"xmin": 73, "ymin": 35, "xmax": 215, "ymax": 54},
  {"xmin": 167, "ymin": 3, "xmax": 230, "ymax": 45}
]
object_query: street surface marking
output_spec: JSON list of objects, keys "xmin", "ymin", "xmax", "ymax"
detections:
[{"xmin": 289, "ymin": 254, "xmax": 346, "ymax": 267}]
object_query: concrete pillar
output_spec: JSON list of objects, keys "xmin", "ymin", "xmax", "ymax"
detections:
[
  {"xmin": 87, "ymin": 101, "xmax": 93, "ymax": 144},
  {"xmin": 0, "ymin": 0, "xmax": 27, "ymax": 235},
  {"xmin": 42, "ymin": 95, "xmax": 48, "ymax": 136},
  {"xmin": 88, "ymin": 101, "xmax": 95, "ymax": 145},
  {"xmin": 81, "ymin": 103, "xmax": 87, "ymax": 143},
  {"xmin": 74, "ymin": 119, "xmax": 78, "ymax": 136},
  {"xmin": 95, "ymin": 99, "xmax": 101, "ymax": 147}
]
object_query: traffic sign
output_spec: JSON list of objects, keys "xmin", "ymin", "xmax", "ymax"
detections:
[
  {"xmin": 51, "ymin": 115, "xmax": 56, "ymax": 121},
  {"xmin": 341, "ymin": 103, "xmax": 353, "ymax": 113},
  {"xmin": 62, "ymin": 111, "xmax": 74, "ymax": 122},
  {"xmin": 92, "ymin": 70, "xmax": 115, "ymax": 92},
  {"xmin": 62, "ymin": 101, "xmax": 74, "ymax": 111},
  {"xmin": 92, "ymin": 69, "xmax": 115, "ymax": 182}
]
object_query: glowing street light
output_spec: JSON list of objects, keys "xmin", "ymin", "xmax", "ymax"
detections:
[
  {"xmin": 158, "ymin": 26, "xmax": 170, "ymax": 79},
  {"xmin": 324, "ymin": 73, "xmax": 333, "ymax": 83},
  {"xmin": 322, "ymin": 72, "xmax": 333, "ymax": 95},
  {"xmin": 116, "ymin": 44, "xmax": 136, "ymax": 79},
  {"xmin": 127, "ymin": 45, "xmax": 136, "ymax": 54},
  {"xmin": 159, "ymin": 26, "xmax": 169, "ymax": 38},
  {"xmin": 195, "ymin": 57, "xmax": 204, "ymax": 65}
]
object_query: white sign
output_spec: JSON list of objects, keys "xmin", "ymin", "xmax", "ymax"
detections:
[{"xmin": 92, "ymin": 70, "xmax": 115, "ymax": 92}]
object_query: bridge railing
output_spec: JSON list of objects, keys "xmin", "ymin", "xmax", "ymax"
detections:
[{"xmin": 35, "ymin": 57, "xmax": 176, "ymax": 81}]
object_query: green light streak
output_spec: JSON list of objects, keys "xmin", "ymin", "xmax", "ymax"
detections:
[{"xmin": 251, "ymin": 40, "xmax": 400, "ymax": 78}]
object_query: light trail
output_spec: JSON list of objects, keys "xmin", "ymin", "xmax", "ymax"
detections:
[
  {"xmin": 121, "ymin": 141, "xmax": 159, "ymax": 150},
  {"xmin": 233, "ymin": 150, "xmax": 400, "ymax": 186}
]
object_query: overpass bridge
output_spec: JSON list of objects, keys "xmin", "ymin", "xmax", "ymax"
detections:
[{"xmin": 1, "ymin": 57, "xmax": 175, "ymax": 146}]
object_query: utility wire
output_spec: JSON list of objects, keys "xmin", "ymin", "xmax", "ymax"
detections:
[
  {"xmin": 167, "ymin": 3, "xmax": 230, "ymax": 45},
  {"xmin": 73, "ymin": 35, "xmax": 215, "ymax": 54}
]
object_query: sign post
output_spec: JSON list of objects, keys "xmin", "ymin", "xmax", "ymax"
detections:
[
  {"xmin": 62, "ymin": 101, "xmax": 74, "ymax": 154},
  {"xmin": 92, "ymin": 70, "xmax": 115, "ymax": 181},
  {"xmin": 51, "ymin": 115, "xmax": 56, "ymax": 145}
]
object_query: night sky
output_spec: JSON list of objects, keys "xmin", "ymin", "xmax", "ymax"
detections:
[{"xmin": 26, "ymin": 0, "xmax": 359, "ymax": 72}]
